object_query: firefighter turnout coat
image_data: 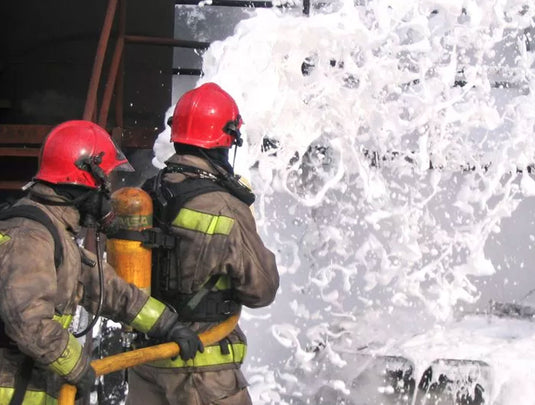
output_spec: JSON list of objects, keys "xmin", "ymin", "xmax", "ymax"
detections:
[
  {"xmin": 0, "ymin": 183, "xmax": 174, "ymax": 404},
  {"xmin": 127, "ymin": 153, "xmax": 280, "ymax": 405}
]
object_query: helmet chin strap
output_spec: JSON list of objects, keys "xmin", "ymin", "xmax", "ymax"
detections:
[
  {"xmin": 232, "ymin": 143, "xmax": 240, "ymax": 169},
  {"xmin": 222, "ymin": 116, "xmax": 243, "ymax": 170}
]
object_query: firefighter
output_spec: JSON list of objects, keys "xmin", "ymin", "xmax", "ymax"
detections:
[
  {"xmin": 0, "ymin": 120, "xmax": 203, "ymax": 405},
  {"xmin": 125, "ymin": 82, "xmax": 280, "ymax": 405}
]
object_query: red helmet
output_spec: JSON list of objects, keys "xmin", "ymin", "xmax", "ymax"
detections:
[
  {"xmin": 34, "ymin": 120, "xmax": 133, "ymax": 189},
  {"xmin": 170, "ymin": 82, "xmax": 243, "ymax": 149}
]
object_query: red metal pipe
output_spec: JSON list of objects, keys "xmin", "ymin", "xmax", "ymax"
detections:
[
  {"xmin": 98, "ymin": 37, "xmax": 124, "ymax": 128},
  {"xmin": 115, "ymin": 0, "xmax": 126, "ymax": 130},
  {"xmin": 83, "ymin": 0, "xmax": 119, "ymax": 121}
]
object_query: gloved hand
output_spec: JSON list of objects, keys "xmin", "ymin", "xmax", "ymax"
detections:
[
  {"xmin": 166, "ymin": 322, "xmax": 204, "ymax": 361},
  {"xmin": 74, "ymin": 365, "xmax": 96, "ymax": 400}
]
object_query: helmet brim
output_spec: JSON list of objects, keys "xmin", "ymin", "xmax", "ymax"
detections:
[{"xmin": 114, "ymin": 161, "xmax": 135, "ymax": 172}]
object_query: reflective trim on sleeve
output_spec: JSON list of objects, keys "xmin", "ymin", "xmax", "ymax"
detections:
[
  {"xmin": 0, "ymin": 233, "xmax": 11, "ymax": 245},
  {"xmin": 0, "ymin": 387, "xmax": 56, "ymax": 405},
  {"xmin": 47, "ymin": 334, "xmax": 83, "ymax": 377},
  {"xmin": 52, "ymin": 314, "xmax": 73, "ymax": 329},
  {"xmin": 148, "ymin": 342, "xmax": 246, "ymax": 368},
  {"xmin": 129, "ymin": 297, "xmax": 166, "ymax": 333},
  {"xmin": 171, "ymin": 208, "xmax": 234, "ymax": 235}
]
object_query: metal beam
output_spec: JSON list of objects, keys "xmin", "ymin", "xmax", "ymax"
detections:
[
  {"xmin": 84, "ymin": 0, "xmax": 119, "ymax": 121},
  {"xmin": 0, "ymin": 125, "xmax": 53, "ymax": 144},
  {"xmin": 175, "ymin": 0, "xmax": 273, "ymax": 7},
  {"xmin": 0, "ymin": 181, "xmax": 27, "ymax": 190},
  {"xmin": 125, "ymin": 35, "xmax": 210, "ymax": 49},
  {"xmin": 0, "ymin": 148, "xmax": 40, "ymax": 157},
  {"xmin": 98, "ymin": 34, "xmax": 125, "ymax": 127}
]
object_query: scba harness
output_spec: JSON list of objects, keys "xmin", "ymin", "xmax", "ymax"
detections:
[{"xmin": 117, "ymin": 163, "xmax": 253, "ymax": 323}]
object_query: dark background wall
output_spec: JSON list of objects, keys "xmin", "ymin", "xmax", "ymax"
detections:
[
  {"xmin": 0, "ymin": 0, "xmax": 174, "ymax": 127},
  {"xmin": 0, "ymin": 0, "xmax": 175, "ymax": 200}
]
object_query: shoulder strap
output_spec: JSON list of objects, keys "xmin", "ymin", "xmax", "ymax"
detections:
[
  {"xmin": 8, "ymin": 356, "xmax": 34, "ymax": 405},
  {"xmin": 164, "ymin": 177, "xmax": 227, "ymax": 222},
  {"xmin": 166, "ymin": 162, "xmax": 255, "ymax": 206},
  {"xmin": 147, "ymin": 167, "xmax": 227, "ymax": 225},
  {"xmin": 115, "ymin": 175, "xmax": 227, "ymax": 246},
  {"xmin": 181, "ymin": 274, "xmax": 221, "ymax": 314},
  {"xmin": 0, "ymin": 205, "xmax": 63, "ymax": 268}
]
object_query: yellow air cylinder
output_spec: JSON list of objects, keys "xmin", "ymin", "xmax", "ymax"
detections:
[{"xmin": 106, "ymin": 187, "xmax": 153, "ymax": 294}]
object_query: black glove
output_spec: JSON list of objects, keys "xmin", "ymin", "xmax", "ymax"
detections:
[
  {"xmin": 74, "ymin": 365, "xmax": 96, "ymax": 400},
  {"xmin": 166, "ymin": 322, "xmax": 204, "ymax": 361}
]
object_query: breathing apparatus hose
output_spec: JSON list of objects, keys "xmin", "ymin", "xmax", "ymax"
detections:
[
  {"xmin": 28, "ymin": 187, "xmax": 107, "ymax": 338},
  {"xmin": 57, "ymin": 311, "xmax": 240, "ymax": 405},
  {"xmin": 73, "ymin": 230, "xmax": 105, "ymax": 338}
]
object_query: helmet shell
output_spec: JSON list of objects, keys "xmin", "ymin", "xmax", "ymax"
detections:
[
  {"xmin": 170, "ymin": 82, "xmax": 241, "ymax": 149},
  {"xmin": 34, "ymin": 120, "xmax": 132, "ymax": 188}
]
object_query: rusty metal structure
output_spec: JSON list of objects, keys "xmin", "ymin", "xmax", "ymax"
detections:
[
  {"xmin": 0, "ymin": 0, "xmax": 308, "ymax": 203},
  {"xmin": 0, "ymin": 0, "xmax": 204, "ymax": 201}
]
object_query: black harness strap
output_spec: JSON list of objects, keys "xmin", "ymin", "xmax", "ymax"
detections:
[
  {"xmin": 182, "ymin": 274, "xmax": 221, "ymax": 314},
  {"xmin": 166, "ymin": 162, "xmax": 255, "ymax": 206},
  {"xmin": 159, "ymin": 177, "xmax": 227, "ymax": 224},
  {"xmin": 0, "ymin": 205, "xmax": 64, "ymax": 405},
  {"xmin": 0, "ymin": 205, "xmax": 63, "ymax": 268},
  {"xmin": 9, "ymin": 357, "xmax": 34, "ymax": 405}
]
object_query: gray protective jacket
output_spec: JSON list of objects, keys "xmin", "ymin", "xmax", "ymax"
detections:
[
  {"xmin": 127, "ymin": 153, "xmax": 279, "ymax": 405},
  {"xmin": 162, "ymin": 154, "xmax": 279, "ymax": 309}
]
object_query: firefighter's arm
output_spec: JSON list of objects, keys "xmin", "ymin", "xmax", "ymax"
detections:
[
  {"xmin": 228, "ymin": 205, "xmax": 280, "ymax": 308},
  {"xmin": 0, "ymin": 229, "xmax": 89, "ymax": 384},
  {"xmin": 78, "ymin": 247, "xmax": 201, "ymax": 359},
  {"xmin": 78, "ymin": 247, "xmax": 176, "ymax": 335}
]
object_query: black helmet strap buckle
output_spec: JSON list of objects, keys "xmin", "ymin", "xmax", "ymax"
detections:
[
  {"xmin": 75, "ymin": 152, "xmax": 111, "ymax": 194},
  {"xmin": 223, "ymin": 115, "xmax": 243, "ymax": 147}
]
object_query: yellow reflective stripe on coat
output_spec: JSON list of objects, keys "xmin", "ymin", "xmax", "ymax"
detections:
[
  {"xmin": 214, "ymin": 274, "xmax": 231, "ymax": 290},
  {"xmin": 172, "ymin": 208, "xmax": 234, "ymax": 235},
  {"xmin": 149, "ymin": 342, "xmax": 246, "ymax": 368},
  {"xmin": 129, "ymin": 297, "xmax": 166, "ymax": 333},
  {"xmin": 0, "ymin": 387, "xmax": 56, "ymax": 405},
  {"xmin": 48, "ymin": 334, "xmax": 82, "ymax": 377}
]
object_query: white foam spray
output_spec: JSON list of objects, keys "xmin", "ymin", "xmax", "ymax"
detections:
[{"xmin": 155, "ymin": 1, "xmax": 535, "ymax": 403}]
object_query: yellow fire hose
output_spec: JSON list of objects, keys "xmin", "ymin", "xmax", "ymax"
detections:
[{"xmin": 57, "ymin": 313, "xmax": 240, "ymax": 405}]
